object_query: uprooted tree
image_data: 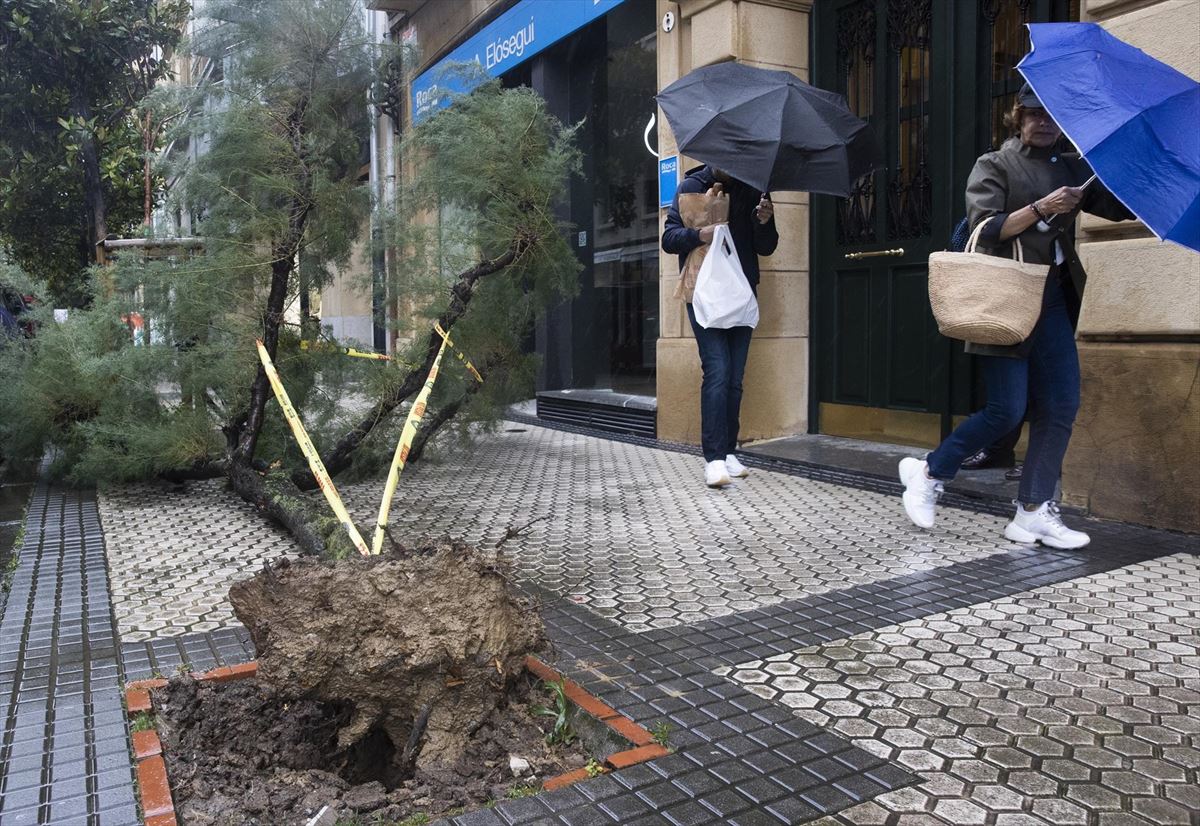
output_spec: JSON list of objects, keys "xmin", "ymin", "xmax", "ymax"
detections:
[
  {"xmin": 0, "ymin": 0, "xmax": 581, "ymax": 780},
  {"xmin": 0, "ymin": 0, "xmax": 581, "ymax": 557}
]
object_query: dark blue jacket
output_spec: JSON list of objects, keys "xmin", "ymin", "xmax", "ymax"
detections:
[{"xmin": 661, "ymin": 165, "xmax": 779, "ymax": 292}]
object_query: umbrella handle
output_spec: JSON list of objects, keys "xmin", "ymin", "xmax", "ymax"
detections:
[{"xmin": 1042, "ymin": 174, "xmax": 1097, "ymax": 228}]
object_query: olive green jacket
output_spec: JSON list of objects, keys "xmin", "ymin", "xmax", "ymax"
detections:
[{"xmin": 963, "ymin": 137, "xmax": 1133, "ymax": 357}]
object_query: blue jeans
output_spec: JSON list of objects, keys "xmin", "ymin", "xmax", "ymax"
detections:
[
  {"xmin": 688, "ymin": 304, "xmax": 753, "ymax": 462},
  {"xmin": 927, "ymin": 277, "xmax": 1081, "ymax": 504}
]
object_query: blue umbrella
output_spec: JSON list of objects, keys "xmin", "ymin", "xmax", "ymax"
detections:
[{"xmin": 1018, "ymin": 22, "xmax": 1200, "ymax": 253}]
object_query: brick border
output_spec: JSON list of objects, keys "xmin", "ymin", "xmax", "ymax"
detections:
[
  {"xmin": 124, "ymin": 663, "xmax": 258, "ymax": 826},
  {"xmin": 523, "ymin": 655, "xmax": 669, "ymax": 790},
  {"xmin": 124, "ymin": 657, "xmax": 667, "ymax": 824}
]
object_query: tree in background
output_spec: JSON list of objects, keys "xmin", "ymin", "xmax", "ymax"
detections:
[
  {"xmin": 0, "ymin": 0, "xmax": 187, "ymax": 305},
  {"xmin": 0, "ymin": 0, "xmax": 580, "ymax": 557}
]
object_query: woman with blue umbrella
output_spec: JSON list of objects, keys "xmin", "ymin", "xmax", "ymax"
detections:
[{"xmin": 899, "ymin": 82, "xmax": 1135, "ymax": 549}]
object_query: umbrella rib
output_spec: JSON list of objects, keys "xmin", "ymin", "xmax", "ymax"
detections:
[
  {"xmin": 1019, "ymin": 53, "xmax": 1191, "ymax": 115},
  {"xmin": 1097, "ymin": 85, "xmax": 1198, "ymax": 156}
]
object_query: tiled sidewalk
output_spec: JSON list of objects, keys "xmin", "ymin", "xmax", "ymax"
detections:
[
  {"xmin": 100, "ymin": 479, "xmax": 296, "ymax": 641},
  {"xmin": 0, "ymin": 486, "xmax": 138, "ymax": 826},
  {"xmin": 4, "ymin": 422, "xmax": 1195, "ymax": 825},
  {"xmin": 106, "ymin": 425, "xmax": 1059, "ymax": 640},
  {"xmin": 721, "ymin": 554, "xmax": 1200, "ymax": 825}
]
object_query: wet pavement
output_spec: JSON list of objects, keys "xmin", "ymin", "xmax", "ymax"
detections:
[{"xmin": 1, "ymin": 422, "xmax": 1196, "ymax": 825}]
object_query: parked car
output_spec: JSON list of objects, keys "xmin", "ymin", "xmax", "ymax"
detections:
[{"xmin": 0, "ymin": 284, "xmax": 34, "ymax": 339}]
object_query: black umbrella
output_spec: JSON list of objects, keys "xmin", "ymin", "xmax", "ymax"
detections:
[{"xmin": 656, "ymin": 62, "xmax": 874, "ymax": 195}]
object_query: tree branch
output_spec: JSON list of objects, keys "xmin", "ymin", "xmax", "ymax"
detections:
[
  {"xmin": 292, "ymin": 239, "xmax": 529, "ymax": 489},
  {"xmin": 404, "ymin": 357, "xmax": 495, "ymax": 465}
]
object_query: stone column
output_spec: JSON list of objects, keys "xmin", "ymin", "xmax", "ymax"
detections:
[
  {"xmin": 1062, "ymin": 0, "xmax": 1200, "ymax": 531},
  {"xmin": 655, "ymin": 0, "xmax": 812, "ymax": 445}
]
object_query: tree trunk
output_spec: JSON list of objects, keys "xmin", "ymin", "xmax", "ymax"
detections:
[
  {"xmin": 297, "ymin": 241, "xmax": 528, "ymax": 490},
  {"xmin": 227, "ymin": 460, "xmax": 327, "ymax": 556},
  {"xmin": 143, "ymin": 109, "xmax": 154, "ymax": 226},
  {"xmin": 232, "ymin": 98, "xmax": 312, "ymax": 465},
  {"xmin": 233, "ymin": 251, "xmax": 301, "ymax": 462},
  {"xmin": 73, "ymin": 92, "xmax": 107, "ymax": 265}
]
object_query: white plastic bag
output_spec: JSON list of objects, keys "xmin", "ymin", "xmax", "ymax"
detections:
[{"xmin": 692, "ymin": 224, "xmax": 759, "ymax": 329}]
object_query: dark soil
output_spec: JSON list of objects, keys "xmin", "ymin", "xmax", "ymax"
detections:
[{"xmin": 156, "ymin": 670, "xmax": 592, "ymax": 826}]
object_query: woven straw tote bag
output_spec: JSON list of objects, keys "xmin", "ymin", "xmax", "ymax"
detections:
[{"xmin": 927, "ymin": 218, "xmax": 1049, "ymax": 346}]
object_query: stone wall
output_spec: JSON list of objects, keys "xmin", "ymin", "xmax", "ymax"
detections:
[
  {"xmin": 1062, "ymin": 0, "xmax": 1200, "ymax": 531},
  {"xmin": 656, "ymin": 0, "xmax": 813, "ymax": 445}
]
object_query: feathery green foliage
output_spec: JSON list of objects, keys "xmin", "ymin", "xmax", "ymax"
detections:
[{"xmin": 0, "ymin": 0, "xmax": 580, "ymax": 543}]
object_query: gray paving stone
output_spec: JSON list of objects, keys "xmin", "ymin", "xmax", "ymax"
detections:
[{"xmin": 101, "ymin": 425, "xmax": 1075, "ymax": 640}]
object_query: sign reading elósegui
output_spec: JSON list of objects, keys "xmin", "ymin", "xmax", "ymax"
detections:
[{"xmin": 411, "ymin": 0, "xmax": 628, "ymax": 123}]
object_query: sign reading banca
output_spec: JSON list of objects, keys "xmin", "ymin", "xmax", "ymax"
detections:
[{"xmin": 411, "ymin": 0, "xmax": 628, "ymax": 123}]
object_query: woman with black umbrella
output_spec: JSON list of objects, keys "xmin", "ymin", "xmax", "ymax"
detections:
[
  {"xmin": 662, "ymin": 166, "xmax": 777, "ymax": 488},
  {"xmin": 656, "ymin": 62, "xmax": 871, "ymax": 488}
]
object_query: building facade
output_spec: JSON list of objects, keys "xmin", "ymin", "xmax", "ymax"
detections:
[{"xmin": 361, "ymin": 0, "xmax": 1200, "ymax": 531}]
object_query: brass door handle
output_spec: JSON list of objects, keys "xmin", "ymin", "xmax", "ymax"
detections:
[{"xmin": 844, "ymin": 247, "xmax": 904, "ymax": 260}]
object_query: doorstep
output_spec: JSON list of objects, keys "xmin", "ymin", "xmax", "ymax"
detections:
[{"xmin": 742, "ymin": 431, "xmax": 1019, "ymax": 504}]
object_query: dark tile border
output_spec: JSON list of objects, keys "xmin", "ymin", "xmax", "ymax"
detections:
[
  {"xmin": 120, "ymin": 626, "xmax": 254, "ymax": 683},
  {"xmin": 636, "ymin": 541, "xmax": 1191, "ymax": 668},
  {"xmin": 469, "ymin": 593, "xmax": 920, "ymax": 826}
]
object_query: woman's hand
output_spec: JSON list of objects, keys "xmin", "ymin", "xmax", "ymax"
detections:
[
  {"xmin": 755, "ymin": 195, "xmax": 773, "ymax": 224},
  {"xmin": 1036, "ymin": 186, "xmax": 1083, "ymax": 216},
  {"xmin": 699, "ymin": 225, "xmax": 716, "ymax": 243}
]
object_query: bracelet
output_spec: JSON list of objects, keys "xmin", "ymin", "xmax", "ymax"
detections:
[{"xmin": 1030, "ymin": 201, "xmax": 1049, "ymax": 223}]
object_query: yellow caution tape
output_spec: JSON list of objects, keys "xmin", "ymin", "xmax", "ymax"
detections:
[
  {"xmin": 434, "ymin": 322, "xmax": 484, "ymax": 383},
  {"xmin": 345, "ymin": 347, "xmax": 390, "ymax": 361},
  {"xmin": 300, "ymin": 340, "xmax": 391, "ymax": 361},
  {"xmin": 372, "ymin": 334, "xmax": 450, "ymax": 555},
  {"xmin": 255, "ymin": 339, "xmax": 371, "ymax": 557}
]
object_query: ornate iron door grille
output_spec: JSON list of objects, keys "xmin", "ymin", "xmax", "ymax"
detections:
[
  {"xmin": 886, "ymin": 0, "xmax": 932, "ymax": 241},
  {"xmin": 836, "ymin": 0, "xmax": 877, "ymax": 245}
]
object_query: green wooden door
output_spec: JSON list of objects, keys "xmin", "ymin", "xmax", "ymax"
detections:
[{"xmin": 810, "ymin": 0, "xmax": 1078, "ymax": 447}]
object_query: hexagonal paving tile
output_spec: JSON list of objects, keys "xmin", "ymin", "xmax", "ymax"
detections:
[
  {"xmin": 101, "ymin": 423, "xmax": 1019, "ymax": 639},
  {"xmin": 724, "ymin": 555, "xmax": 1200, "ymax": 825}
]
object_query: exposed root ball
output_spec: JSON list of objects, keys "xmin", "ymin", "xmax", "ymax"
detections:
[{"xmin": 229, "ymin": 540, "xmax": 545, "ymax": 774}]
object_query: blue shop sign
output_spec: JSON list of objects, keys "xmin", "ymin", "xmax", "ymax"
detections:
[
  {"xmin": 411, "ymin": 0, "xmax": 628, "ymax": 123},
  {"xmin": 659, "ymin": 156, "xmax": 678, "ymax": 208}
]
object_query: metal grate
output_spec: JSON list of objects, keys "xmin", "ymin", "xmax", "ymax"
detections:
[{"xmin": 536, "ymin": 393, "xmax": 656, "ymax": 439}]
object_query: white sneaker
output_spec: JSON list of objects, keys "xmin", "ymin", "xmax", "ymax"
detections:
[
  {"xmin": 1004, "ymin": 501, "xmax": 1090, "ymax": 549},
  {"xmin": 725, "ymin": 454, "xmax": 749, "ymax": 478},
  {"xmin": 899, "ymin": 457, "xmax": 942, "ymax": 529},
  {"xmin": 705, "ymin": 460, "xmax": 732, "ymax": 488}
]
